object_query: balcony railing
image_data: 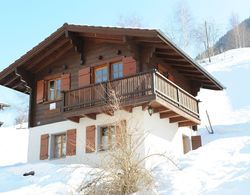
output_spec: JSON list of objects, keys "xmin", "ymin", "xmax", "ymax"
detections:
[{"xmin": 62, "ymin": 70, "xmax": 199, "ymax": 119}]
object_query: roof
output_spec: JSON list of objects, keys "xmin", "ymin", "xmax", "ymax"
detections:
[{"xmin": 0, "ymin": 23, "xmax": 224, "ymax": 94}]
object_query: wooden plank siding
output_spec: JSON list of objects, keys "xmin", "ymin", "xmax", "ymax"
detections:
[
  {"xmin": 29, "ymin": 40, "xmax": 200, "ymax": 127},
  {"xmin": 30, "ymin": 41, "xmax": 133, "ymax": 127}
]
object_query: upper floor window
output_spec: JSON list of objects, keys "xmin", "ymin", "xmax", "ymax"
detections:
[
  {"xmin": 112, "ymin": 62, "xmax": 123, "ymax": 79},
  {"xmin": 95, "ymin": 65, "xmax": 109, "ymax": 83},
  {"xmin": 48, "ymin": 78, "xmax": 61, "ymax": 101}
]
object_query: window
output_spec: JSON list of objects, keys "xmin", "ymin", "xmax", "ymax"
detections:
[
  {"xmin": 48, "ymin": 78, "xmax": 61, "ymax": 101},
  {"xmin": 99, "ymin": 126, "xmax": 116, "ymax": 151},
  {"xmin": 54, "ymin": 134, "xmax": 66, "ymax": 158},
  {"xmin": 112, "ymin": 62, "xmax": 123, "ymax": 79},
  {"xmin": 95, "ymin": 65, "xmax": 109, "ymax": 83}
]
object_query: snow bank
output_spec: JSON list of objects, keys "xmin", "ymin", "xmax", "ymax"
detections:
[
  {"xmin": 200, "ymin": 48, "xmax": 250, "ymax": 73},
  {"xmin": 0, "ymin": 163, "xmax": 93, "ymax": 195},
  {"xmin": 0, "ymin": 125, "xmax": 29, "ymax": 166},
  {"xmin": 153, "ymin": 126, "xmax": 250, "ymax": 195}
]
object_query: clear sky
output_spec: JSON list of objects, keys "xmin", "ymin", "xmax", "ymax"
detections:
[{"xmin": 0, "ymin": 0, "xmax": 249, "ymax": 70}]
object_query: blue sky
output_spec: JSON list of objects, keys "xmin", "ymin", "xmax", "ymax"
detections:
[{"xmin": 0, "ymin": 0, "xmax": 250, "ymax": 70}]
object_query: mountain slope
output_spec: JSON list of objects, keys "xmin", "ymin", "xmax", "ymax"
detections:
[{"xmin": 198, "ymin": 48, "xmax": 250, "ymax": 127}]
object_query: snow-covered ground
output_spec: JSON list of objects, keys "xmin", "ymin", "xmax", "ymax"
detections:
[
  {"xmin": 200, "ymin": 48, "xmax": 250, "ymax": 73},
  {"xmin": 0, "ymin": 125, "xmax": 28, "ymax": 166},
  {"xmin": 0, "ymin": 124, "xmax": 250, "ymax": 195}
]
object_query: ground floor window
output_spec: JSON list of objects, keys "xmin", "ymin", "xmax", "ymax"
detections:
[
  {"xmin": 100, "ymin": 126, "xmax": 116, "ymax": 151},
  {"xmin": 54, "ymin": 134, "xmax": 66, "ymax": 158}
]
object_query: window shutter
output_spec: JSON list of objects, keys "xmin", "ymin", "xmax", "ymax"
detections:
[
  {"xmin": 40, "ymin": 134, "xmax": 49, "ymax": 160},
  {"xmin": 66, "ymin": 129, "xmax": 76, "ymax": 156},
  {"xmin": 79, "ymin": 67, "xmax": 90, "ymax": 87},
  {"xmin": 191, "ymin": 135, "xmax": 202, "ymax": 150},
  {"xmin": 61, "ymin": 73, "xmax": 70, "ymax": 91},
  {"xmin": 116, "ymin": 120, "xmax": 126, "ymax": 147},
  {"xmin": 86, "ymin": 125, "xmax": 96, "ymax": 153},
  {"xmin": 122, "ymin": 57, "xmax": 137, "ymax": 76},
  {"xmin": 36, "ymin": 80, "xmax": 45, "ymax": 104}
]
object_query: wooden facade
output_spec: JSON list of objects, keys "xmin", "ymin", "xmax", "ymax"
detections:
[{"xmin": 0, "ymin": 24, "xmax": 224, "ymax": 128}]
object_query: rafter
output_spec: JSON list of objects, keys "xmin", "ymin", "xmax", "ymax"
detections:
[
  {"xmin": 160, "ymin": 111, "xmax": 179, "ymax": 119},
  {"xmin": 85, "ymin": 113, "xmax": 96, "ymax": 120},
  {"xmin": 178, "ymin": 121, "xmax": 197, "ymax": 127},
  {"xmin": 169, "ymin": 116, "xmax": 188, "ymax": 123},
  {"xmin": 33, "ymin": 44, "xmax": 73, "ymax": 73},
  {"xmin": 66, "ymin": 31, "xmax": 85, "ymax": 64},
  {"xmin": 26, "ymin": 38, "xmax": 70, "ymax": 69}
]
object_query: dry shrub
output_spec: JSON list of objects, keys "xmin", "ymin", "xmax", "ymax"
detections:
[{"xmin": 79, "ymin": 86, "xmax": 178, "ymax": 194}]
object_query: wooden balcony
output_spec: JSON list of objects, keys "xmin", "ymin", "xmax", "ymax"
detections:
[{"xmin": 62, "ymin": 70, "xmax": 200, "ymax": 126}]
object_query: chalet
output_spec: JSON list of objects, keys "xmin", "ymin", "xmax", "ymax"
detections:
[{"xmin": 0, "ymin": 24, "xmax": 223, "ymax": 165}]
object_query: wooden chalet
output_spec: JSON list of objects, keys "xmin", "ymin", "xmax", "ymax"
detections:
[{"xmin": 0, "ymin": 24, "xmax": 223, "ymax": 129}]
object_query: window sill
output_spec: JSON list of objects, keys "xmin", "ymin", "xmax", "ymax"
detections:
[
  {"xmin": 49, "ymin": 156, "xmax": 66, "ymax": 160},
  {"xmin": 43, "ymin": 99, "xmax": 62, "ymax": 105}
]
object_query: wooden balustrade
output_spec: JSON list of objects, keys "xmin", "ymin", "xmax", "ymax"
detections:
[{"xmin": 63, "ymin": 70, "xmax": 199, "ymax": 119}]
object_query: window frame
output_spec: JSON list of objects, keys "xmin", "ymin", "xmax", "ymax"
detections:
[
  {"xmin": 99, "ymin": 125, "xmax": 116, "ymax": 151},
  {"xmin": 53, "ymin": 133, "xmax": 66, "ymax": 159},
  {"xmin": 47, "ymin": 77, "xmax": 61, "ymax": 102},
  {"xmin": 111, "ymin": 61, "xmax": 123, "ymax": 80},
  {"xmin": 94, "ymin": 64, "xmax": 109, "ymax": 84}
]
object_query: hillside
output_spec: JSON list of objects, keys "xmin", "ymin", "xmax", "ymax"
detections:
[
  {"xmin": 198, "ymin": 48, "xmax": 250, "ymax": 127},
  {"xmin": 212, "ymin": 16, "xmax": 250, "ymax": 55}
]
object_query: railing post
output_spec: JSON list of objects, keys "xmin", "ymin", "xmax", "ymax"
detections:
[
  {"xmin": 176, "ymin": 87, "xmax": 180, "ymax": 107},
  {"xmin": 152, "ymin": 69, "xmax": 156, "ymax": 94},
  {"xmin": 62, "ymin": 91, "xmax": 65, "ymax": 112}
]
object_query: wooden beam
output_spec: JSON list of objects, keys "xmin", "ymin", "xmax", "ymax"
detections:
[
  {"xmin": 103, "ymin": 110, "xmax": 114, "ymax": 116},
  {"xmin": 169, "ymin": 116, "xmax": 188, "ymax": 123},
  {"xmin": 33, "ymin": 44, "xmax": 73, "ymax": 73},
  {"xmin": 141, "ymin": 103, "xmax": 149, "ymax": 111},
  {"xmin": 160, "ymin": 111, "xmax": 179, "ymax": 119},
  {"xmin": 153, "ymin": 107, "xmax": 170, "ymax": 113},
  {"xmin": 67, "ymin": 116, "xmax": 80, "ymax": 123},
  {"xmin": 171, "ymin": 65, "xmax": 197, "ymax": 71},
  {"xmin": 122, "ymin": 106, "xmax": 133, "ymax": 113},
  {"xmin": 178, "ymin": 70, "xmax": 202, "ymax": 75},
  {"xmin": 179, "ymin": 121, "xmax": 197, "ymax": 127},
  {"xmin": 66, "ymin": 32, "xmax": 85, "ymax": 64},
  {"xmin": 182, "ymin": 73, "xmax": 206, "ymax": 78},
  {"xmin": 26, "ymin": 38, "xmax": 69, "ymax": 69},
  {"xmin": 15, "ymin": 67, "xmax": 32, "ymax": 93},
  {"xmin": 164, "ymin": 59, "xmax": 189, "ymax": 65},
  {"xmin": 85, "ymin": 113, "xmax": 96, "ymax": 120},
  {"xmin": 155, "ymin": 48, "xmax": 175, "ymax": 53},
  {"xmin": 3, "ymin": 75, "xmax": 19, "ymax": 86},
  {"xmin": 155, "ymin": 53, "xmax": 184, "ymax": 60}
]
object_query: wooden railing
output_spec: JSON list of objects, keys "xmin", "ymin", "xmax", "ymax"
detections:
[
  {"xmin": 154, "ymin": 72, "xmax": 199, "ymax": 118},
  {"xmin": 62, "ymin": 70, "xmax": 199, "ymax": 118}
]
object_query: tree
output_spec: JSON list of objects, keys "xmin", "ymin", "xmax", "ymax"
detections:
[
  {"xmin": 14, "ymin": 104, "xmax": 28, "ymax": 129},
  {"xmin": 193, "ymin": 20, "xmax": 220, "ymax": 60},
  {"xmin": 0, "ymin": 103, "xmax": 10, "ymax": 127},
  {"xmin": 229, "ymin": 12, "xmax": 241, "ymax": 48}
]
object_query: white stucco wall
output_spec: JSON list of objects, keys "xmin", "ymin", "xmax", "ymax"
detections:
[{"xmin": 28, "ymin": 106, "xmax": 194, "ymax": 167}]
